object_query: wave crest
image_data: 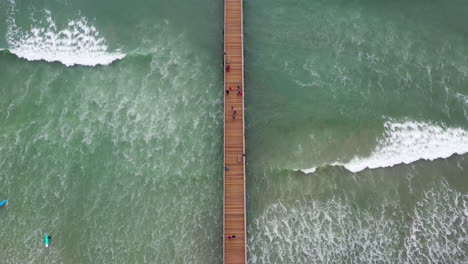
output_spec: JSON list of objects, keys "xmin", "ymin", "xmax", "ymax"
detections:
[
  {"xmin": 301, "ymin": 120, "xmax": 468, "ymax": 173},
  {"xmin": 6, "ymin": 9, "xmax": 125, "ymax": 67}
]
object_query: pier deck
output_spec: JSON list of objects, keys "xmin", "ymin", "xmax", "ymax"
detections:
[{"xmin": 223, "ymin": 0, "xmax": 246, "ymax": 263}]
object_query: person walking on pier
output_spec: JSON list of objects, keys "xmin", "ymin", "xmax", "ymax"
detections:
[
  {"xmin": 237, "ymin": 86, "xmax": 242, "ymax": 96},
  {"xmin": 232, "ymin": 107, "xmax": 237, "ymax": 120}
]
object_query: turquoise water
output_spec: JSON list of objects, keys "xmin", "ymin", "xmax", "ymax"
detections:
[
  {"xmin": 1, "ymin": 0, "xmax": 224, "ymax": 262},
  {"xmin": 1, "ymin": 0, "xmax": 467, "ymax": 263},
  {"xmin": 245, "ymin": 0, "xmax": 468, "ymax": 262}
]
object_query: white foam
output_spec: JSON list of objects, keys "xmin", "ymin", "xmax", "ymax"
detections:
[
  {"xmin": 456, "ymin": 93, "xmax": 468, "ymax": 105},
  {"xmin": 404, "ymin": 182, "xmax": 468, "ymax": 261},
  {"xmin": 296, "ymin": 167, "xmax": 316, "ymax": 174},
  {"xmin": 6, "ymin": 9, "xmax": 125, "ymax": 67},
  {"xmin": 301, "ymin": 120, "xmax": 468, "ymax": 173},
  {"xmin": 248, "ymin": 182, "xmax": 468, "ymax": 263}
]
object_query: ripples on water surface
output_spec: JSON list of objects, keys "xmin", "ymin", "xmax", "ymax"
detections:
[
  {"xmin": 245, "ymin": 0, "xmax": 468, "ymax": 262},
  {"xmin": 0, "ymin": 0, "xmax": 224, "ymax": 262},
  {"xmin": 0, "ymin": 0, "xmax": 467, "ymax": 263}
]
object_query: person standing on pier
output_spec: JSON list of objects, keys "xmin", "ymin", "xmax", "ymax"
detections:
[
  {"xmin": 237, "ymin": 86, "xmax": 242, "ymax": 96},
  {"xmin": 225, "ymin": 57, "xmax": 231, "ymax": 72}
]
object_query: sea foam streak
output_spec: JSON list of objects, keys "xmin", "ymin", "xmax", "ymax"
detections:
[
  {"xmin": 456, "ymin": 93, "xmax": 468, "ymax": 105},
  {"xmin": 248, "ymin": 182, "xmax": 468, "ymax": 263},
  {"xmin": 301, "ymin": 120, "xmax": 468, "ymax": 173},
  {"xmin": 6, "ymin": 9, "xmax": 125, "ymax": 67}
]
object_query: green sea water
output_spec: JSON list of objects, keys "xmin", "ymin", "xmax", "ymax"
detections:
[
  {"xmin": 0, "ymin": 0, "xmax": 467, "ymax": 263},
  {"xmin": 0, "ymin": 0, "xmax": 224, "ymax": 262},
  {"xmin": 245, "ymin": 0, "xmax": 468, "ymax": 262}
]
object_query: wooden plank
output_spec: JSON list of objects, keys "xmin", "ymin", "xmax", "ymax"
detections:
[{"xmin": 223, "ymin": 0, "xmax": 246, "ymax": 262}]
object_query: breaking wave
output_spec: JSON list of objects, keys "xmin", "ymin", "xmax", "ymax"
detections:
[
  {"xmin": 300, "ymin": 120, "xmax": 468, "ymax": 174},
  {"xmin": 6, "ymin": 8, "xmax": 125, "ymax": 67}
]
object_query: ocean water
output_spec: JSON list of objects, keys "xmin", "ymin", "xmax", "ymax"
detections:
[
  {"xmin": 0, "ymin": 0, "xmax": 224, "ymax": 263},
  {"xmin": 245, "ymin": 0, "xmax": 468, "ymax": 263},
  {"xmin": 0, "ymin": 0, "xmax": 467, "ymax": 263}
]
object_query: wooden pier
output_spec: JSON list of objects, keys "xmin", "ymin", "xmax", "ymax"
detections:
[{"xmin": 223, "ymin": 0, "xmax": 246, "ymax": 263}]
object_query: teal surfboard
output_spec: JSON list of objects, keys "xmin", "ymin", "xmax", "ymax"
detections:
[{"xmin": 44, "ymin": 235, "xmax": 50, "ymax": 247}]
